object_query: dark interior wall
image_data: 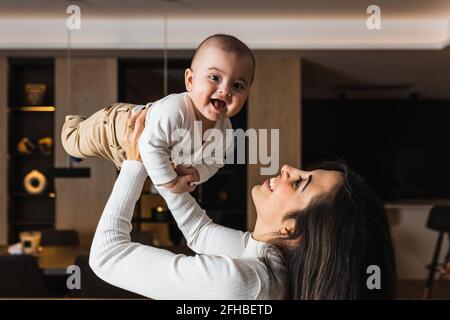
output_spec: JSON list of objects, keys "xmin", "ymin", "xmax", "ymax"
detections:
[{"xmin": 302, "ymin": 99, "xmax": 450, "ymax": 200}]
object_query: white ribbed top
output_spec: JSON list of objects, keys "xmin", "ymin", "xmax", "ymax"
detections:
[{"xmin": 89, "ymin": 160, "xmax": 284, "ymax": 300}]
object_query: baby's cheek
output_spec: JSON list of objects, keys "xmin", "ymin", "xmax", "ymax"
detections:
[{"xmin": 228, "ymin": 103, "xmax": 243, "ymax": 117}]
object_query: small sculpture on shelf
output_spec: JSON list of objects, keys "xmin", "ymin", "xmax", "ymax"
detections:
[
  {"xmin": 19, "ymin": 231, "xmax": 42, "ymax": 255},
  {"xmin": 16, "ymin": 136, "xmax": 53, "ymax": 156},
  {"xmin": 17, "ymin": 137, "xmax": 36, "ymax": 155},
  {"xmin": 24, "ymin": 83, "xmax": 46, "ymax": 106},
  {"xmin": 23, "ymin": 169, "xmax": 47, "ymax": 194},
  {"xmin": 37, "ymin": 137, "xmax": 53, "ymax": 155}
]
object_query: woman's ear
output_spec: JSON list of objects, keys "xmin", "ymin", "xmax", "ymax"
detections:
[
  {"xmin": 284, "ymin": 235, "xmax": 302, "ymax": 248},
  {"xmin": 185, "ymin": 68, "xmax": 193, "ymax": 92},
  {"xmin": 280, "ymin": 222, "xmax": 301, "ymax": 248},
  {"xmin": 280, "ymin": 220, "xmax": 295, "ymax": 236}
]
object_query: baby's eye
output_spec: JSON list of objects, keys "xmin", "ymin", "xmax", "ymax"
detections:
[
  {"xmin": 293, "ymin": 179, "xmax": 302, "ymax": 189},
  {"xmin": 209, "ymin": 75, "xmax": 220, "ymax": 81},
  {"xmin": 233, "ymin": 82, "xmax": 245, "ymax": 90}
]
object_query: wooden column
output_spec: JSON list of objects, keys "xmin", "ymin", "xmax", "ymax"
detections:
[
  {"xmin": 55, "ymin": 58, "xmax": 117, "ymax": 248},
  {"xmin": 0, "ymin": 58, "xmax": 7, "ymax": 245},
  {"xmin": 247, "ymin": 56, "xmax": 301, "ymax": 231}
]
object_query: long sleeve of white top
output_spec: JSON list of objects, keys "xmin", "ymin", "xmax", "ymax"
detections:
[{"xmin": 89, "ymin": 160, "xmax": 276, "ymax": 300}]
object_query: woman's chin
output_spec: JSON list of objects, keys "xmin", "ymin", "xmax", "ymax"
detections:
[
  {"xmin": 251, "ymin": 185, "xmax": 257, "ymax": 197},
  {"xmin": 251, "ymin": 185, "xmax": 264, "ymax": 206}
]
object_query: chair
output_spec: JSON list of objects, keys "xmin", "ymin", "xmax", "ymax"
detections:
[
  {"xmin": 422, "ymin": 206, "xmax": 450, "ymax": 299},
  {"xmin": 130, "ymin": 230, "xmax": 154, "ymax": 246},
  {"xmin": 0, "ymin": 255, "xmax": 49, "ymax": 298},
  {"xmin": 41, "ymin": 229, "xmax": 80, "ymax": 246},
  {"xmin": 68, "ymin": 255, "xmax": 145, "ymax": 299}
]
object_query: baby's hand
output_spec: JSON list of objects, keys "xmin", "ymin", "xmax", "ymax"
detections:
[
  {"xmin": 167, "ymin": 165, "xmax": 199, "ymax": 194},
  {"xmin": 168, "ymin": 175, "xmax": 197, "ymax": 193},
  {"xmin": 175, "ymin": 165, "xmax": 200, "ymax": 183}
]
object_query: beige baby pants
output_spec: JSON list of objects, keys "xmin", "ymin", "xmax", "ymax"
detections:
[{"xmin": 61, "ymin": 102, "xmax": 144, "ymax": 169}]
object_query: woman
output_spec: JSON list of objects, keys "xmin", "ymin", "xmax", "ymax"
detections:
[{"xmin": 89, "ymin": 109, "xmax": 396, "ymax": 300}]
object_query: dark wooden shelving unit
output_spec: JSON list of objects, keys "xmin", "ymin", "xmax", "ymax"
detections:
[
  {"xmin": 9, "ymin": 220, "xmax": 55, "ymax": 226},
  {"xmin": 7, "ymin": 58, "xmax": 56, "ymax": 244},
  {"xmin": 10, "ymin": 153, "xmax": 53, "ymax": 159},
  {"xmin": 10, "ymin": 193, "xmax": 56, "ymax": 198},
  {"xmin": 9, "ymin": 106, "xmax": 55, "ymax": 112}
]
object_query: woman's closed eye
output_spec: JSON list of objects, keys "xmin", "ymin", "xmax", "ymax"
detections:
[
  {"xmin": 293, "ymin": 178, "xmax": 303, "ymax": 189},
  {"xmin": 294, "ymin": 175, "xmax": 312, "ymax": 191}
]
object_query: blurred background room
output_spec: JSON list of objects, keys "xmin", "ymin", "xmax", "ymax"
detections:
[{"xmin": 0, "ymin": 0, "xmax": 449, "ymax": 299}]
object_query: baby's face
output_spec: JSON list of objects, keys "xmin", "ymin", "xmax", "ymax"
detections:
[{"xmin": 185, "ymin": 46, "xmax": 254, "ymax": 122}]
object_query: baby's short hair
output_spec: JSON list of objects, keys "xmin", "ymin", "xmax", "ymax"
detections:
[{"xmin": 191, "ymin": 34, "xmax": 255, "ymax": 83}]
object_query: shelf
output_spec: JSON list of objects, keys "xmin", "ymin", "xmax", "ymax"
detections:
[
  {"xmin": 9, "ymin": 106, "xmax": 55, "ymax": 112},
  {"xmin": 7, "ymin": 58, "xmax": 56, "ymax": 244},
  {"xmin": 9, "ymin": 220, "xmax": 54, "ymax": 226},
  {"xmin": 10, "ymin": 192, "xmax": 56, "ymax": 198},
  {"xmin": 9, "ymin": 153, "xmax": 53, "ymax": 159}
]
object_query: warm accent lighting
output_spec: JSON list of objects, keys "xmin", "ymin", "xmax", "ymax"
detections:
[{"xmin": 20, "ymin": 106, "xmax": 55, "ymax": 112}]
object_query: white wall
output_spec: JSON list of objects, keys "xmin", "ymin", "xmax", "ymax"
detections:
[{"xmin": 388, "ymin": 205, "xmax": 449, "ymax": 280}]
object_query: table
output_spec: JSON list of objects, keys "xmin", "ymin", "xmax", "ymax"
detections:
[
  {"xmin": 0, "ymin": 244, "xmax": 193, "ymax": 276},
  {"xmin": 0, "ymin": 245, "xmax": 89, "ymax": 276},
  {"xmin": 1, "ymin": 244, "xmax": 193, "ymax": 298}
]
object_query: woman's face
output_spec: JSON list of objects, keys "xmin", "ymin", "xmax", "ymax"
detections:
[{"xmin": 252, "ymin": 164, "xmax": 344, "ymax": 232}]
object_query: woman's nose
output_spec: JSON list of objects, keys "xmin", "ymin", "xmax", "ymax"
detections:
[{"xmin": 281, "ymin": 165, "xmax": 291, "ymax": 179}]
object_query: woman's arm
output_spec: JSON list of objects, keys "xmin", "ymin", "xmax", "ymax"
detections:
[
  {"xmin": 156, "ymin": 186, "xmax": 251, "ymax": 258},
  {"xmin": 89, "ymin": 160, "xmax": 261, "ymax": 300},
  {"xmin": 89, "ymin": 111, "xmax": 262, "ymax": 299}
]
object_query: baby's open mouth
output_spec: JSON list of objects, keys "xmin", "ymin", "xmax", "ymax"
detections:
[{"xmin": 210, "ymin": 98, "xmax": 226, "ymax": 110}]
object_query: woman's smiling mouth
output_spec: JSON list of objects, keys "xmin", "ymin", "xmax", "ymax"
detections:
[
  {"xmin": 265, "ymin": 177, "xmax": 277, "ymax": 192},
  {"xmin": 264, "ymin": 179, "xmax": 272, "ymax": 192}
]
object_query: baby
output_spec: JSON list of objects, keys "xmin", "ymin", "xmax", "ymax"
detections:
[{"xmin": 61, "ymin": 34, "xmax": 255, "ymax": 193}]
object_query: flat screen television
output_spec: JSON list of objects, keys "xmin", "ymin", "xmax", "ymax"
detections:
[{"xmin": 302, "ymin": 99, "xmax": 450, "ymax": 201}]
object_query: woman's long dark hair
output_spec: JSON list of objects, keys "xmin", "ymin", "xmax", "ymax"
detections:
[{"xmin": 262, "ymin": 159, "xmax": 397, "ymax": 299}]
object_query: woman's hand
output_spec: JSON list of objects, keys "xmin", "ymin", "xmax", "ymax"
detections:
[
  {"xmin": 167, "ymin": 165, "xmax": 199, "ymax": 193},
  {"xmin": 123, "ymin": 108, "xmax": 148, "ymax": 161}
]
